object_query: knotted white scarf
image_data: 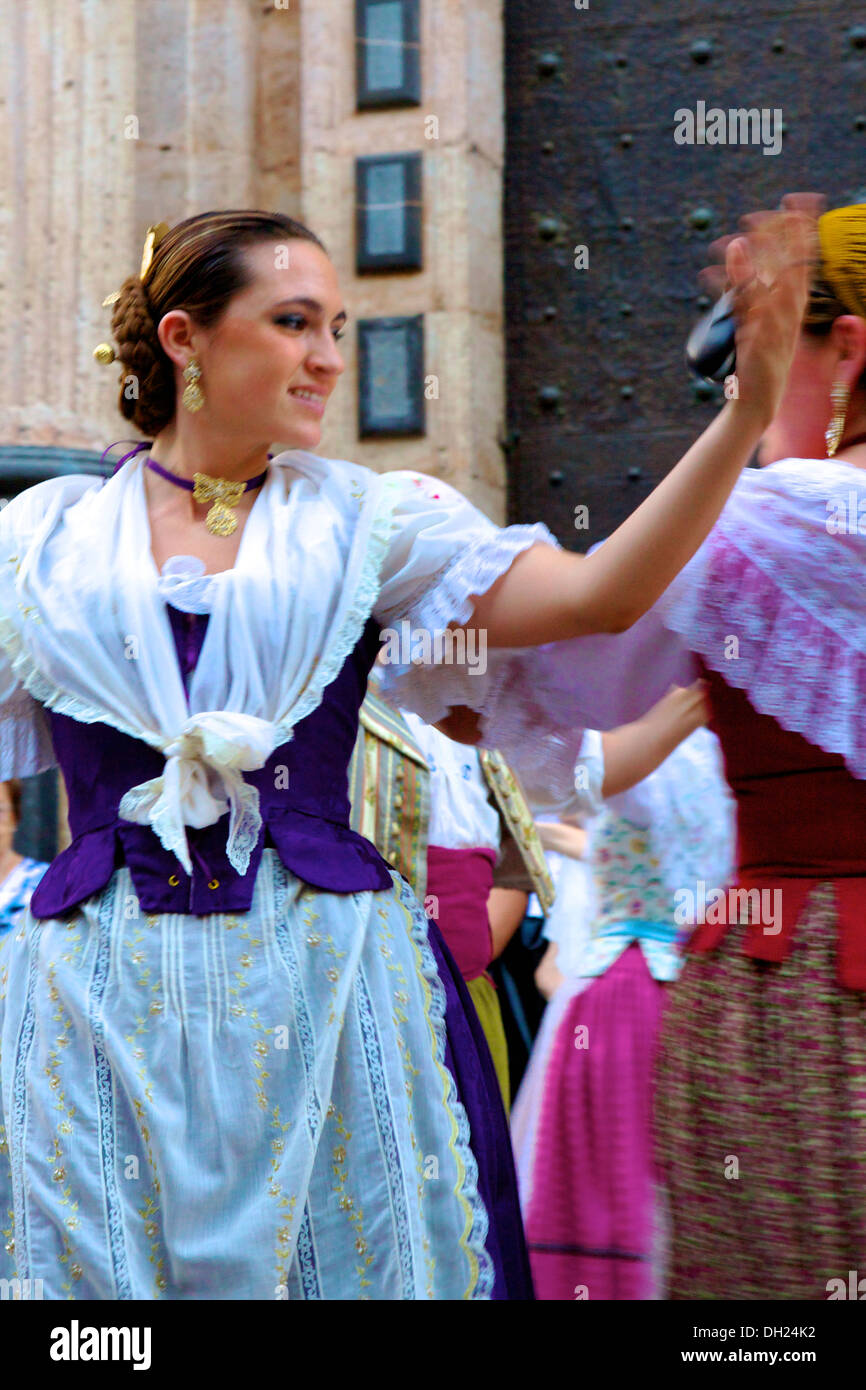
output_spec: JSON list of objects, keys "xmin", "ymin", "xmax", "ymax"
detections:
[{"xmin": 0, "ymin": 452, "xmax": 399, "ymax": 874}]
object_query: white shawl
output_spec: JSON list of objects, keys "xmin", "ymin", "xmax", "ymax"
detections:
[
  {"xmin": 0, "ymin": 452, "xmax": 562, "ymax": 873},
  {"xmin": 566, "ymin": 456, "xmax": 866, "ymax": 779},
  {"xmin": 0, "ymin": 452, "xmax": 400, "ymax": 874}
]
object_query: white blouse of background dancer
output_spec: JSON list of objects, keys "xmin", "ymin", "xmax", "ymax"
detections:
[{"xmin": 399, "ymin": 709, "xmax": 501, "ymax": 852}]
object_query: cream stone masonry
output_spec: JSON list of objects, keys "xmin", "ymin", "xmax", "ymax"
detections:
[
  {"xmin": 0, "ymin": 0, "xmax": 506, "ymax": 519},
  {"xmin": 0, "ymin": 0, "xmax": 138, "ymax": 450},
  {"xmin": 0, "ymin": 0, "xmax": 266, "ymax": 452},
  {"xmin": 298, "ymin": 0, "xmax": 506, "ymax": 518}
]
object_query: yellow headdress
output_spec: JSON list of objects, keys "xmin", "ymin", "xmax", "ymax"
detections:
[{"xmin": 818, "ymin": 204, "xmax": 866, "ymax": 320}]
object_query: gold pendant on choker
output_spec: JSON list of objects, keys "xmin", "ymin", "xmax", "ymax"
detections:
[{"xmin": 192, "ymin": 473, "xmax": 247, "ymax": 536}]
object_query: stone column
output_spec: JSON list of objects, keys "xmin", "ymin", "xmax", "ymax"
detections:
[
  {"xmin": 0, "ymin": 0, "xmax": 138, "ymax": 450},
  {"xmin": 0, "ymin": 0, "xmax": 268, "ymax": 453}
]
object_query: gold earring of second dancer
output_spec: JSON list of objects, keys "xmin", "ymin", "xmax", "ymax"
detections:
[
  {"xmin": 825, "ymin": 379, "xmax": 850, "ymax": 457},
  {"xmin": 182, "ymin": 358, "xmax": 205, "ymax": 413}
]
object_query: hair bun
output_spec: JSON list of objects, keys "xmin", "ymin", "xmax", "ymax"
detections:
[{"xmin": 109, "ymin": 276, "xmax": 176, "ymax": 436}]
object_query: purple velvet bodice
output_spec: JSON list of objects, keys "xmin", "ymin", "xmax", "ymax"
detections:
[{"xmin": 30, "ymin": 606, "xmax": 393, "ymax": 918}]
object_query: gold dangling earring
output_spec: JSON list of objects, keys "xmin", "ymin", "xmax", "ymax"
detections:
[
  {"xmin": 825, "ymin": 379, "xmax": 850, "ymax": 457},
  {"xmin": 182, "ymin": 358, "xmax": 205, "ymax": 413}
]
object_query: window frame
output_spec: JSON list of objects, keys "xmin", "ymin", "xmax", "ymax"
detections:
[
  {"xmin": 355, "ymin": 0, "xmax": 421, "ymax": 110},
  {"xmin": 357, "ymin": 314, "xmax": 426, "ymax": 437},
  {"xmin": 355, "ymin": 152, "xmax": 423, "ymax": 273}
]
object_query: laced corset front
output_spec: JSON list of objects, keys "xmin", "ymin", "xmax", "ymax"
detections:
[{"xmin": 31, "ymin": 590, "xmax": 394, "ymax": 918}]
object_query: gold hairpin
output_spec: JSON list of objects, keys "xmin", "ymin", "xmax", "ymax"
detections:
[
  {"xmin": 98, "ymin": 220, "xmax": 169, "ymax": 310},
  {"xmin": 139, "ymin": 221, "xmax": 170, "ymax": 282},
  {"xmin": 94, "ymin": 221, "xmax": 170, "ymax": 365}
]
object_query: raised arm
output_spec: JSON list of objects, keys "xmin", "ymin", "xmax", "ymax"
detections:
[
  {"xmin": 534, "ymin": 821, "xmax": 588, "ymax": 859},
  {"xmin": 600, "ymin": 681, "xmax": 709, "ymax": 798},
  {"xmin": 462, "ymin": 210, "xmax": 814, "ymax": 648}
]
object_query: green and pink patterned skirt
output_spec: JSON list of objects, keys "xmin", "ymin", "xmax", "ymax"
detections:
[{"xmin": 656, "ymin": 882, "xmax": 866, "ymax": 1299}]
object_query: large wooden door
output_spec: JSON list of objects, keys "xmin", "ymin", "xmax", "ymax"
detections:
[{"xmin": 503, "ymin": 0, "xmax": 866, "ymax": 544}]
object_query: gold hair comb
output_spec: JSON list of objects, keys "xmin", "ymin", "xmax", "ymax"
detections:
[{"xmin": 139, "ymin": 221, "xmax": 170, "ymax": 282}]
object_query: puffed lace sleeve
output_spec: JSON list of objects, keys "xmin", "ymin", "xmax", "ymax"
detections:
[
  {"xmin": 0, "ymin": 485, "xmax": 60, "ymax": 779},
  {"xmin": 373, "ymin": 471, "xmax": 692, "ymax": 813},
  {"xmin": 0, "ymin": 647, "xmax": 56, "ymax": 778}
]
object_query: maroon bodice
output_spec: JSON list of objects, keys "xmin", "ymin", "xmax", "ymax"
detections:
[{"xmin": 691, "ymin": 660, "xmax": 866, "ymax": 988}]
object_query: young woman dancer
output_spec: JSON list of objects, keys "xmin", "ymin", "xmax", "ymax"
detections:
[{"xmin": 0, "ymin": 206, "xmax": 809, "ymax": 1297}]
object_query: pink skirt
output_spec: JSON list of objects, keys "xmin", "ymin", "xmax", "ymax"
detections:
[{"xmin": 523, "ymin": 944, "xmax": 667, "ymax": 1299}]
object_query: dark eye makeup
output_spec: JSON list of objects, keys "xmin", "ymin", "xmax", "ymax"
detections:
[{"xmin": 274, "ymin": 312, "xmax": 345, "ymax": 341}]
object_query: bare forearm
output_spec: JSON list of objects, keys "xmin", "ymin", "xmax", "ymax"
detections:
[
  {"xmin": 601, "ymin": 680, "xmax": 709, "ymax": 796},
  {"xmin": 535, "ymin": 822, "xmax": 587, "ymax": 859},
  {"xmin": 469, "ymin": 400, "xmax": 763, "ymax": 646},
  {"xmin": 534, "ymin": 941, "xmax": 565, "ymax": 1001},
  {"xmin": 577, "ymin": 399, "xmax": 765, "ymax": 634},
  {"xmin": 460, "ymin": 210, "xmax": 814, "ymax": 649},
  {"xmin": 601, "ymin": 718, "xmax": 691, "ymax": 798},
  {"xmin": 488, "ymin": 887, "xmax": 529, "ymax": 958}
]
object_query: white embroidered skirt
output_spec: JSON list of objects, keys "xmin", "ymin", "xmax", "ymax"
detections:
[{"xmin": 0, "ymin": 851, "xmax": 492, "ymax": 1299}]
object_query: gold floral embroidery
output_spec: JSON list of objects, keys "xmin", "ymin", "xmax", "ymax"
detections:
[
  {"xmin": 266, "ymin": 1090, "xmax": 296, "ymax": 1292},
  {"xmin": 123, "ymin": 919, "xmax": 167, "ymax": 1297},
  {"xmin": 322, "ymin": 932, "xmax": 347, "ymax": 1026},
  {"xmin": 58, "ymin": 1231, "xmax": 80, "ymax": 1296},
  {"xmin": 248, "ymin": 1013, "xmax": 271, "ymax": 1113},
  {"xmin": 59, "ymin": 917, "xmax": 84, "ymax": 970},
  {"xmin": 329, "ymin": 1107, "xmax": 374, "ymax": 1296},
  {"xmin": 2, "ymin": 1202, "xmax": 14, "ymax": 1263},
  {"xmin": 43, "ymin": 962, "xmax": 83, "ymax": 1297},
  {"xmin": 376, "ymin": 901, "xmax": 431, "ymax": 1292},
  {"xmin": 349, "ymin": 479, "xmax": 365, "ymax": 509},
  {"xmin": 273, "ymin": 1189, "xmax": 297, "ymax": 1294},
  {"xmin": 231, "ymin": 927, "xmax": 297, "ymax": 1290},
  {"xmin": 301, "ymin": 898, "xmax": 345, "ymax": 1025},
  {"xmin": 129, "ymin": 1097, "xmax": 166, "ymax": 1296},
  {"xmin": 377, "ymin": 907, "xmax": 421, "ymax": 1088},
  {"xmin": 227, "ymin": 915, "xmax": 263, "ymax": 1018}
]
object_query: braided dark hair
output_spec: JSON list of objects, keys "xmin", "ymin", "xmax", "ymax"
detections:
[{"xmin": 107, "ymin": 211, "xmax": 328, "ymax": 436}]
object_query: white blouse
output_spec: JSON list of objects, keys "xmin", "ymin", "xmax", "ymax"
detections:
[
  {"xmin": 0, "ymin": 450, "xmax": 620, "ymax": 876},
  {"xmin": 399, "ymin": 709, "xmax": 501, "ymax": 853},
  {"xmin": 526, "ymin": 728, "xmax": 605, "ymax": 920}
]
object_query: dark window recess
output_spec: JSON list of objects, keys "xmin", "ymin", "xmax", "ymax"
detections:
[
  {"xmin": 16, "ymin": 767, "xmax": 60, "ymax": 864},
  {"xmin": 355, "ymin": 0, "xmax": 420, "ymax": 109},
  {"xmin": 0, "ymin": 447, "xmax": 108, "ymax": 867},
  {"xmin": 356, "ymin": 152, "xmax": 422, "ymax": 272},
  {"xmin": 358, "ymin": 315, "xmax": 425, "ymax": 436}
]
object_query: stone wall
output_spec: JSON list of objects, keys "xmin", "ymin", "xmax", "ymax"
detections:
[
  {"xmin": 300, "ymin": 0, "xmax": 507, "ymax": 517},
  {"xmin": 0, "ymin": 0, "xmax": 506, "ymax": 516}
]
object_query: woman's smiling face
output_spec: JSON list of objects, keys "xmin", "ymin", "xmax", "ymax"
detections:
[{"xmin": 159, "ymin": 238, "xmax": 348, "ymax": 451}]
